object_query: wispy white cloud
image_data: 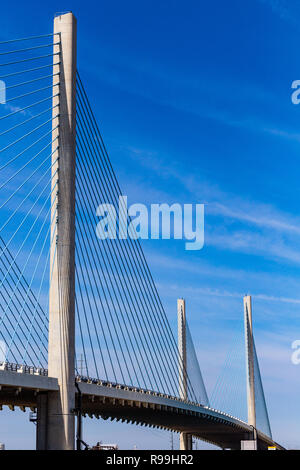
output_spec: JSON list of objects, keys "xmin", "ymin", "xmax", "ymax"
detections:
[
  {"xmin": 158, "ymin": 282, "xmax": 300, "ymax": 306},
  {"xmin": 258, "ymin": 0, "xmax": 296, "ymax": 23},
  {"xmin": 125, "ymin": 145, "xmax": 300, "ymax": 230},
  {"xmin": 208, "ymin": 228, "xmax": 300, "ymax": 264},
  {"xmin": 122, "ymin": 146, "xmax": 300, "ymax": 266},
  {"xmin": 86, "ymin": 43, "xmax": 300, "ymax": 145},
  {"xmin": 211, "ymin": 202, "xmax": 300, "ymax": 235},
  {"xmin": 1, "ymin": 103, "xmax": 30, "ymax": 117}
]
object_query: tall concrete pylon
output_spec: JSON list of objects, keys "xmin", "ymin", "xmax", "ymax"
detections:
[
  {"xmin": 177, "ymin": 299, "xmax": 192, "ymax": 451},
  {"xmin": 243, "ymin": 295, "xmax": 256, "ymax": 430},
  {"xmin": 37, "ymin": 12, "xmax": 77, "ymax": 450}
]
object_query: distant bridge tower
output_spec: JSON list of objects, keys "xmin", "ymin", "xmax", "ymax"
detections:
[
  {"xmin": 244, "ymin": 295, "xmax": 256, "ymax": 431},
  {"xmin": 177, "ymin": 299, "xmax": 192, "ymax": 451},
  {"xmin": 37, "ymin": 12, "xmax": 77, "ymax": 450}
]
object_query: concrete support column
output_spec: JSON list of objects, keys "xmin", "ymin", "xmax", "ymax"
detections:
[
  {"xmin": 46, "ymin": 12, "xmax": 77, "ymax": 450},
  {"xmin": 36, "ymin": 393, "xmax": 48, "ymax": 450},
  {"xmin": 178, "ymin": 299, "xmax": 192, "ymax": 451},
  {"xmin": 180, "ymin": 432, "xmax": 192, "ymax": 451},
  {"xmin": 244, "ymin": 295, "xmax": 256, "ymax": 429}
]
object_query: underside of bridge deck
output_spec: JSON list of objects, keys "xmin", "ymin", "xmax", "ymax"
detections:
[
  {"xmin": 0, "ymin": 372, "xmax": 283, "ymax": 450},
  {"xmin": 80, "ymin": 396, "xmax": 271, "ymax": 450}
]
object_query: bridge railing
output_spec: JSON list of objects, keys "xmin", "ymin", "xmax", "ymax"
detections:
[{"xmin": 0, "ymin": 361, "xmax": 48, "ymax": 376}]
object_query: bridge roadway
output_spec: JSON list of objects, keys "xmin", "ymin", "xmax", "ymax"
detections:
[{"xmin": 0, "ymin": 363, "xmax": 284, "ymax": 450}]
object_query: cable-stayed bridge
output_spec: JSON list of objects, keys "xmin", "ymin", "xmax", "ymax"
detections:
[{"xmin": 0, "ymin": 12, "xmax": 284, "ymax": 450}]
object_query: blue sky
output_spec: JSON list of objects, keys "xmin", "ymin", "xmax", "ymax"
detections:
[{"xmin": 0, "ymin": 0, "xmax": 300, "ymax": 449}]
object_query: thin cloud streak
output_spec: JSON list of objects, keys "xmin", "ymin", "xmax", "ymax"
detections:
[
  {"xmin": 87, "ymin": 45, "xmax": 300, "ymax": 146},
  {"xmin": 158, "ymin": 282, "xmax": 300, "ymax": 306},
  {"xmin": 126, "ymin": 146, "xmax": 300, "ymax": 236},
  {"xmin": 122, "ymin": 148, "xmax": 300, "ymax": 266}
]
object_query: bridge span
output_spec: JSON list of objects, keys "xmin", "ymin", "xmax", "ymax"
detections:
[
  {"xmin": 0, "ymin": 365, "xmax": 284, "ymax": 450},
  {"xmin": 0, "ymin": 12, "xmax": 285, "ymax": 450}
]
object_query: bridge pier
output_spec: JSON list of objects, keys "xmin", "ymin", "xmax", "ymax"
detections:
[
  {"xmin": 180, "ymin": 433, "xmax": 193, "ymax": 450},
  {"xmin": 36, "ymin": 393, "xmax": 48, "ymax": 450},
  {"xmin": 244, "ymin": 295, "xmax": 256, "ymax": 429},
  {"xmin": 177, "ymin": 299, "xmax": 193, "ymax": 451},
  {"xmin": 243, "ymin": 296, "xmax": 259, "ymax": 450},
  {"xmin": 43, "ymin": 12, "xmax": 77, "ymax": 450}
]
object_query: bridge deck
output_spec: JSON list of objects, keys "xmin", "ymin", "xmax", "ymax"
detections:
[{"xmin": 0, "ymin": 368, "xmax": 284, "ymax": 450}]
